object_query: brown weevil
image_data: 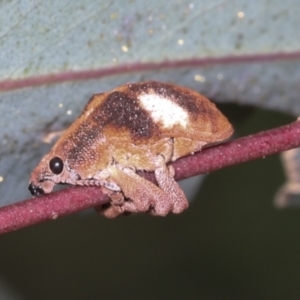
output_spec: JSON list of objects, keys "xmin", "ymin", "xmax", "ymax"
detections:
[{"xmin": 29, "ymin": 81, "xmax": 233, "ymax": 217}]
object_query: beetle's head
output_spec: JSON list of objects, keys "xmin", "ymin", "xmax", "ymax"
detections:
[{"xmin": 28, "ymin": 153, "xmax": 80, "ymax": 196}]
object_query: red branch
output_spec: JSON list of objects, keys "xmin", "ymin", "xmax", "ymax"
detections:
[{"xmin": 0, "ymin": 120, "xmax": 300, "ymax": 234}]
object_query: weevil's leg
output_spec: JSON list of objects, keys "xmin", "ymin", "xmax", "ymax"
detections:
[
  {"xmin": 107, "ymin": 165, "xmax": 174, "ymax": 216},
  {"xmin": 94, "ymin": 187, "xmax": 126, "ymax": 218},
  {"xmin": 154, "ymin": 156, "xmax": 189, "ymax": 214}
]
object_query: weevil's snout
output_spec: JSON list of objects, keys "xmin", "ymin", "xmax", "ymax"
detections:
[
  {"xmin": 28, "ymin": 183, "xmax": 45, "ymax": 196},
  {"xmin": 28, "ymin": 155, "xmax": 60, "ymax": 196},
  {"xmin": 28, "ymin": 178, "xmax": 55, "ymax": 196}
]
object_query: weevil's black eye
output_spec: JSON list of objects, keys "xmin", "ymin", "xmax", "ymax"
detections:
[{"xmin": 49, "ymin": 156, "xmax": 64, "ymax": 175}]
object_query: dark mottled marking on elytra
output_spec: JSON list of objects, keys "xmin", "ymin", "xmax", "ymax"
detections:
[
  {"xmin": 60, "ymin": 120, "xmax": 100, "ymax": 163},
  {"xmin": 128, "ymin": 81, "xmax": 209, "ymax": 120},
  {"xmin": 91, "ymin": 91, "xmax": 160, "ymax": 139}
]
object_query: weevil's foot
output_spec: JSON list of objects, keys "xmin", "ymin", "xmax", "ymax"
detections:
[
  {"xmin": 154, "ymin": 161, "xmax": 189, "ymax": 214},
  {"xmin": 95, "ymin": 188, "xmax": 126, "ymax": 218},
  {"xmin": 95, "ymin": 203, "xmax": 126, "ymax": 218}
]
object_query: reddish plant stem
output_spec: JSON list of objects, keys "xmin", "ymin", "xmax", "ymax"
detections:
[
  {"xmin": 0, "ymin": 120, "xmax": 300, "ymax": 234},
  {"xmin": 172, "ymin": 120, "xmax": 300, "ymax": 179},
  {"xmin": 0, "ymin": 186, "xmax": 110, "ymax": 234}
]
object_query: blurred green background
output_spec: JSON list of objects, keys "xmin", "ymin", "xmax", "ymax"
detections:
[{"xmin": 0, "ymin": 106, "xmax": 297, "ymax": 300}]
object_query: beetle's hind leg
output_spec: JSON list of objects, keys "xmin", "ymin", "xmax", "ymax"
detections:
[{"xmin": 154, "ymin": 155, "xmax": 189, "ymax": 214}]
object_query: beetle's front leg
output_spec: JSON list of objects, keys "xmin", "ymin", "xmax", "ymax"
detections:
[
  {"xmin": 106, "ymin": 165, "xmax": 175, "ymax": 216},
  {"xmin": 95, "ymin": 187, "xmax": 126, "ymax": 218}
]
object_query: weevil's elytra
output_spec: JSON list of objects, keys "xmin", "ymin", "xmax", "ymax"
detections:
[
  {"xmin": 29, "ymin": 81, "xmax": 234, "ymax": 217},
  {"xmin": 139, "ymin": 93, "xmax": 189, "ymax": 128},
  {"xmin": 93, "ymin": 91, "xmax": 159, "ymax": 140},
  {"xmin": 129, "ymin": 81, "xmax": 206, "ymax": 119}
]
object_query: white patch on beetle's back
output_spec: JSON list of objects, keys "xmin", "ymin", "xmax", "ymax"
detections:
[{"xmin": 138, "ymin": 93, "xmax": 189, "ymax": 128}]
